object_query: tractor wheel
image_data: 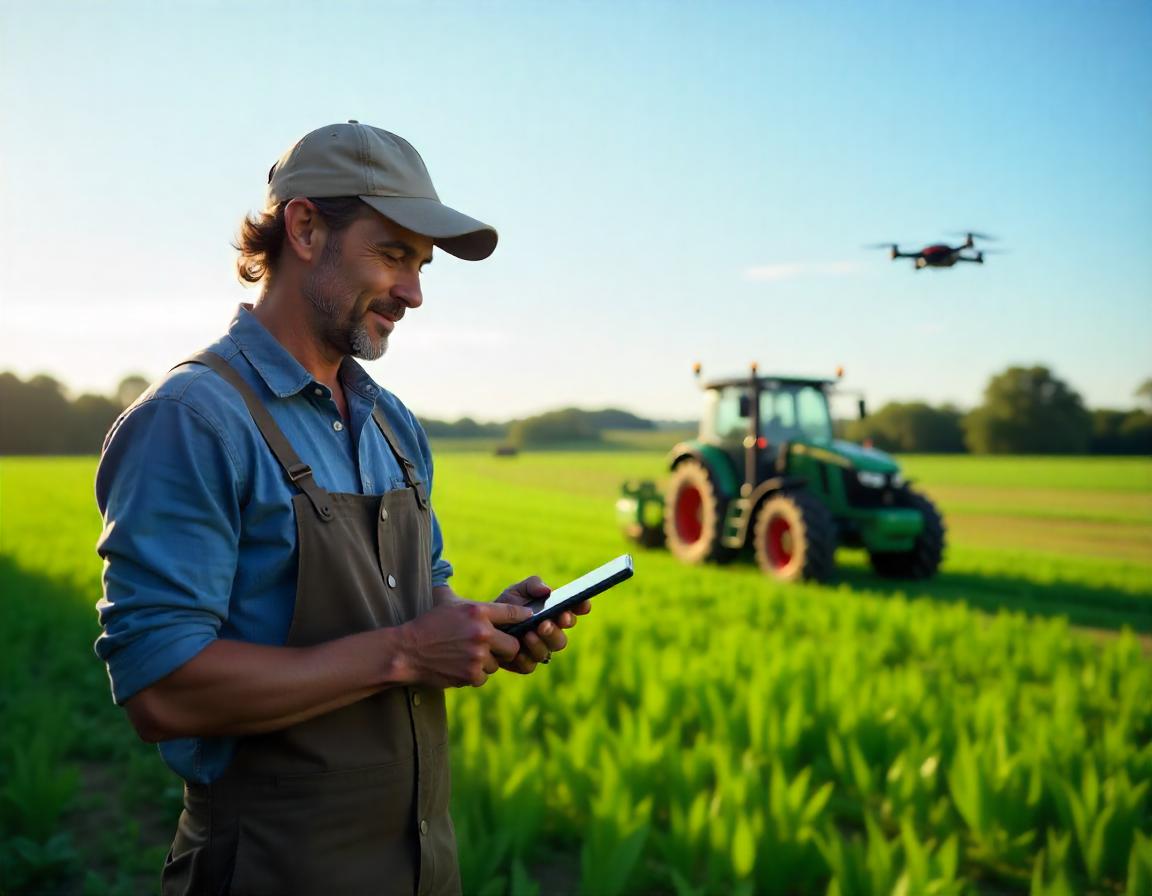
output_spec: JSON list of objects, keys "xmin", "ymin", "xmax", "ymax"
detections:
[
  {"xmin": 663, "ymin": 459, "xmax": 735, "ymax": 564},
  {"xmin": 752, "ymin": 490, "xmax": 836, "ymax": 583},
  {"xmin": 869, "ymin": 490, "xmax": 946, "ymax": 579}
]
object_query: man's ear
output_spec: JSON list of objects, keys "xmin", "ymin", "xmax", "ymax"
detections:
[{"xmin": 283, "ymin": 198, "xmax": 326, "ymax": 265}]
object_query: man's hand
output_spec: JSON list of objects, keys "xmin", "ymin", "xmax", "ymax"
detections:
[
  {"xmin": 395, "ymin": 600, "xmax": 532, "ymax": 688},
  {"xmin": 494, "ymin": 576, "xmax": 592, "ymax": 674}
]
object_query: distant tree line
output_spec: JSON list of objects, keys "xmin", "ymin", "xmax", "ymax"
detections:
[
  {"xmin": 0, "ymin": 373, "xmax": 149, "ymax": 455},
  {"xmin": 0, "ymin": 372, "xmax": 656, "ymax": 454},
  {"xmin": 422, "ymin": 407, "xmax": 654, "ymax": 447},
  {"xmin": 1, "ymin": 366, "xmax": 1148, "ymax": 456},
  {"xmin": 842, "ymin": 367, "xmax": 1152, "ymax": 455}
]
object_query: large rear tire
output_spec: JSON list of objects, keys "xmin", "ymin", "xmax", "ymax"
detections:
[
  {"xmin": 663, "ymin": 459, "xmax": 735, "ymax": 564},
  {"xmin": 752, "ymin": 490, "xmax": 836, "ymax": 583},
  {"xmin": 869, "ymin": 490, "xmax": 945, "ymax": 579}
]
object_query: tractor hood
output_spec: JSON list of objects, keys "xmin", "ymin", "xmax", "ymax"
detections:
[{"xmin": 791, "ymin": 439, "xmax": 901, "ymax": 474}]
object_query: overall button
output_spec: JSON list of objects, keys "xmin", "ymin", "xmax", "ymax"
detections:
[
  {"xmin": 419, "ymin": 819, "xmax": 429, "ymax": 836},
  {"xmin": 333, "ymin": 420, "xmax": 344, "ymax": 432},
  {"xmin": 412, "ymin": 692, "xmax": 422, "ymax": 707},
  {"xmin": 313, "ymin": 387, "xmax": 323, "ymax": 397},
  {"xmin": 379, "ymin": 506, "xmax": 389, "ymax": 521},
  {"xmin": 387, "ymin": 574, "xmax": 398, "ymax": 588}
]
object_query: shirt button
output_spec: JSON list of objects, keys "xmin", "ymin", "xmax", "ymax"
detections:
[
  {"xmin": 387, "ymin": 574, "xmax": 397, "ymax": 588},
  {"xmin": 412, "ymin": 692, "xmax": 422, "ymax": 707},
  {"xmin": 420, "ymin": 819, "xmax": 429, "ymax": 836},
  {"xmin": 333, "ymin": 420, "xmax": 344, "ymax": 432},
  {"xmin": 313, "ymin": 387, "xmax": 323, "ymax": 396}
]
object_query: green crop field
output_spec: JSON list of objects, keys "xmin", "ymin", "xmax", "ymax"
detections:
[{"xmin": 1, "ymin": 453, "xmax": 1150, "ymax": 895}]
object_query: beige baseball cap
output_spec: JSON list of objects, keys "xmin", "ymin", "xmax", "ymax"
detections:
[{"xmin": 267, "ymin": 121, "xmax": 497, "ymax": 261}]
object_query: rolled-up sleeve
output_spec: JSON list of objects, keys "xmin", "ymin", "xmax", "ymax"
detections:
[{"xmin": 94, "ymin": 397, "xmax": 243, "ymax": 704}]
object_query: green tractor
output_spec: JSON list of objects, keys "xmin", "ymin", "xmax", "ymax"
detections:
[{"xmin": 617, "ymin": 365, "xmax": 945, "ymax": 582}]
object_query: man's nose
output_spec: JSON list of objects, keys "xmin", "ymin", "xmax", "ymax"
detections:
[{"xmin": 393, "ymin": 271, "xmax": 423, "ymax": 308}]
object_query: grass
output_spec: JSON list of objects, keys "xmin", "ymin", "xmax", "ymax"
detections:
[{"xmin": 0, "ymin": 452, "xmax": 1149, "ymax": 894}]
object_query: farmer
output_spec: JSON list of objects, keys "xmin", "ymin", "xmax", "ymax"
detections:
[{"xmin": 94, "ymin": 121, "xmax": 586, "ymax": 895}]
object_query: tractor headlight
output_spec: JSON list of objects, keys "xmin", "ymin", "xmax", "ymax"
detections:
[
  {"xmin": 891, "ymin": 473, "xmax": 904, "ymax": 488},
  {"xmin": 857, "ymin": 471, "xmax": 887, "ymax": 489}
]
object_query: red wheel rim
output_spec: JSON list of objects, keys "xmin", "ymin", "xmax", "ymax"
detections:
[
  {"xmin": 674, "ymin": 484, "xmax": 703, "ymax": 544},
  {"xmin": 766, "ymin": 515, "xmax": 793, "ymax": 568}
]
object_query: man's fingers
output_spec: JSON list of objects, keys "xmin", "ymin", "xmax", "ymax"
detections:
[
  {"xmin": 482, "ymin": 601, "xmax": 535, "ymax": 626},
  {"xmin": 521, "ymin": 576, "xmax": 551, "ymax": 599},
  {"xmin": 489, "ymin": 630, "xmax": 522, "ymax": 662},
  {"xmin": 521, "ymin": 631, "xmax": 552, "ymax": 663},
  {"xmin": 506, "ymin": 654, "xmax": 537, "ymax": 675}
]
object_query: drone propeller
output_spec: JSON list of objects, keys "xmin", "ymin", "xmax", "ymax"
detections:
[
  {"xmin": 862, "ymin": 242, "xmax": 900, "ymax": 249},
  {"xmin": 976, "ymin": 248, "xmax": 1009, "ymax": 254},
  {"xmin": 951, "ymin": 231, "xmax": 998, "ymax": 241}
]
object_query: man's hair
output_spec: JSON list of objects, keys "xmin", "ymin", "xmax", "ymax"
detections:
[{"xmin": 234, "ymin": 197, "xmax": 372, "ymax": 286}]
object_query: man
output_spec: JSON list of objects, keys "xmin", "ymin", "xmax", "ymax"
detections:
[{"xmin": 94, "ymin": 121, "xmax": 586, "ymax": 896}]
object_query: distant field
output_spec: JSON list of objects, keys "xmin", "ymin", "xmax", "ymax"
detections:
[{"xmin": 0, "ymin": 453, "xmax": 1149, "ymax": 894}]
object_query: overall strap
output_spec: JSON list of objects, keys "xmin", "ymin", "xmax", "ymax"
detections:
[
  {"xmin": 370, "ymin": 406, "xmax": 429, "ymax": 510},
  {"xmin": 180, "ymin": 351, "xmax": 334, "ymax": 521}
]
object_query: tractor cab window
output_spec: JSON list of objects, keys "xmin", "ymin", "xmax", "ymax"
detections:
[
  {"xmin": 760, "ymin": 389, "xmax": 797, "ymax": 441},
  {"xmin": 706, "ymin": 387, "xmax": 748, "ymax": 441},
  {"xmin": 795, "ymin": 386, "xmax": 833, "ymax": 442},
  {"xmin": 759, "ymin": 385, "xmax": 833, "ymax": 443}
]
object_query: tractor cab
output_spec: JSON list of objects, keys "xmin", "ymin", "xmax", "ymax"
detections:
[{"xmin": 701, "ymin": 376, "xmax": 836, "ymax": 446}]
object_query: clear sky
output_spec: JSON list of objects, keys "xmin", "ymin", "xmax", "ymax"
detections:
[{"xmin": 2, "ymin": 0, "xmax": 1149, "ymax": 422}]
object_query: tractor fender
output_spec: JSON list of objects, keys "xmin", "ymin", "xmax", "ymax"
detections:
[
  {"xmin": 718, "ymin": 475, "xmax": 805, "ymax": 547},
  {"xmin": 723, "ymin": 475, "xmax": 808, "ymax": 547},
  {"xmin": 667, "ymin": 442, "xmax": 740, "ymax": 499},
  {"xmin": 746, "ymin": 475, "xmax": 807, "ymax": 507}
]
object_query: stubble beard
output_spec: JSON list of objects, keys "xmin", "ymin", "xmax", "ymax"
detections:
[{"xmin": 303, "ymin": 237, "xmax": 389, "ymax": 362}]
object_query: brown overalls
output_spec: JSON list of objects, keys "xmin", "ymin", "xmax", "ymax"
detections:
[{"xmin": 161, "ymin": 351, "xmax": 460, "ymax": 896}]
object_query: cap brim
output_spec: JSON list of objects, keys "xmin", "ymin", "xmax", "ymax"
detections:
[{"xmin": 359, "ymin": 195, "xmax": 498, "ymax": 261}]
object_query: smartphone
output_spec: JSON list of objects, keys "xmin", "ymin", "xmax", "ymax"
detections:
[{"xmin": 497, "ymin": 554, "xmax": 634, "ymax": 638}]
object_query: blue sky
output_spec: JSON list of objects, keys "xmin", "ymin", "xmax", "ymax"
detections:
[{"xmin": 2, "ymin": 1, "xmax": 1149, "ymax": 421}]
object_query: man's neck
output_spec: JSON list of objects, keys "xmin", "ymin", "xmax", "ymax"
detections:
[{"xmin": 250, "ymin": 287, "xmax": 344, "ymax": 395}]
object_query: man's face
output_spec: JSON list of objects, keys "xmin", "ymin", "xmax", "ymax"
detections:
[{"xmin": 302, "ymin": 210, "xmax": 433, "ymax": 361}]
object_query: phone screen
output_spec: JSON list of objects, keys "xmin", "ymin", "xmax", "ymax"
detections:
[{"xmin": 501, "ymin": 554, "xmax": 634, "ymax": 637}]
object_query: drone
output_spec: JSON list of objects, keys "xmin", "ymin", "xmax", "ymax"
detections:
[{"xmin": 866, "ymin": 232, "xmax": 1003, "ymax": 270}]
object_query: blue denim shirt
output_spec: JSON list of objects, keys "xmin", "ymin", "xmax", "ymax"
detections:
[{"xmin": 94, "ymin": 305, "xmax": 453, "ymax": 783}]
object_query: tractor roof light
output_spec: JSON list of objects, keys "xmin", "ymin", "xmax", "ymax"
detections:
[
  {"xmin": 836, "ymin": 366, "xmax": 845, "ymax": 379},
  {"xmin": 692, "ymin": 361, "xmax": 702, "ymax": 378}
]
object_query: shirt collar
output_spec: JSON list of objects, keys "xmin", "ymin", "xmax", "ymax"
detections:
[
  {"xmin": 339, "ymin": 356, "xmax": 383, "ymax": 402},
  {"xmin": 227, "ymin": 304, "xmax": 383, "ymax": 402}
]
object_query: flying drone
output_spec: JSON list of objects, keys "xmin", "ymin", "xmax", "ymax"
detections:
[{"xmin": 866, "ymin": 232, "xmax": 1004, "ymax": 270}]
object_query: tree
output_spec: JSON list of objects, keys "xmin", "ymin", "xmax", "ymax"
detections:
[
  {"xmin": 69, "ymin": 393, "xmax": 123, "ymax": 453},
  {"xmin": 1136, "ymin": 378, "xmax": 1152, "ymax": 410},
  {"xmin": 508, "ymin": 408, "xmax": 601, "ymax": 447},
  {"xmin": 116, "ymin": 374, "xmax": 151, "ymax": 409},
  {"xmin": 582, "ymin": 408, "xmax": 654, "ymax": 431},
  {"xmin": 0, "ymin": 373, "xmax": 73, "ymax": 454},
  {"xmin": 1090, "ymin": 409, "xmax": 1152, "ymax": 455},
  {"xmin": 964, "ymin": 365, "xmax": 1091, "ymax": 454},
  {"xmin": 842, "ymin": 402, "xmax": 965, "ymax": 453}
]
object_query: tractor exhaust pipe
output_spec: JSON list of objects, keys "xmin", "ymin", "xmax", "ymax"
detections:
[{"xmin": 745, "ymin": 362, "xmax": 760, "ymax": 495}]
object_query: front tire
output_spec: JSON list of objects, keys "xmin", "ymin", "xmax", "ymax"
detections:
[
  {"xmin": 869, "ymin": 490, "xmax": 945, "ymax": 579},
  {"xmin": 752, "ymin": 490, "xmax": 836, "ymax": 583},
  {"xmin": 663, "ymin": 459, "xmax": 735, "ymax": 564}
]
